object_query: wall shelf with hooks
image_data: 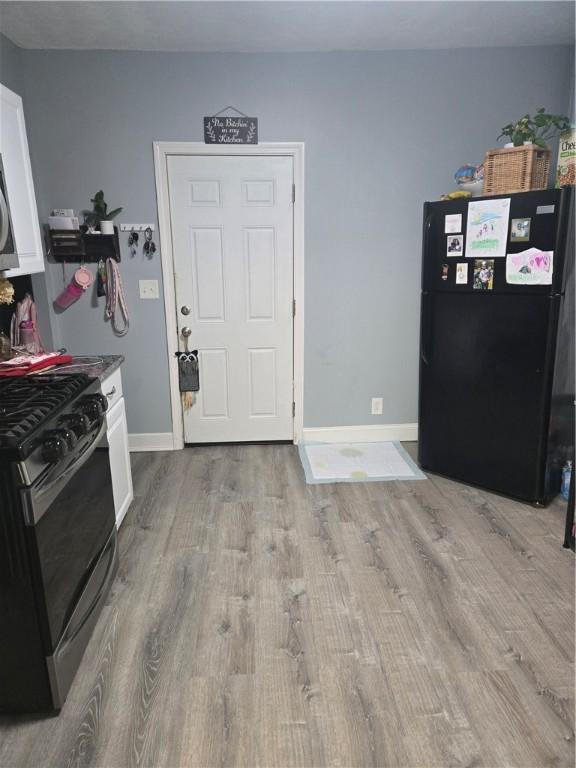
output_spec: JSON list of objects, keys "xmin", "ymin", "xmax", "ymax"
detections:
[{"xmin": 46, "ymin": 226, "xmax": 121, "ymax": 263}]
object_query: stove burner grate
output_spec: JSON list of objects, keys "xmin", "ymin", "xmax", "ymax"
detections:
[{"xmin": 0, "ymin": 374, "xmax": 90, "ymax": 448}]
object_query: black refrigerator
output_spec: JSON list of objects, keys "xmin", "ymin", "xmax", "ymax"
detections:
[{"xmin": 418, "ymin": 187, "xmax": 574, "ymax": 505}]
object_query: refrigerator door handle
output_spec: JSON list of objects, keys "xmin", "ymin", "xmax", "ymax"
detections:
[
  {"xmin": 421, "ymin": 210, "xmax": 433, "ymax": 290},
  {"xmin": 423, "ymin": 212, "xmax": 433, "ymax": 253},
  {"xmin": 420, "ymin": 291, "xmax": 432, "ymax": 367}
]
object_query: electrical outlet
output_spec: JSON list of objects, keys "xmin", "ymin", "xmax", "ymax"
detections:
[
  {"xmin": 139, "ymin": 279, "xmax": 159, "ymax": 299},
  {"xmin": 371, "ymin": 397, "xmax": 383, "ymax": 415}
]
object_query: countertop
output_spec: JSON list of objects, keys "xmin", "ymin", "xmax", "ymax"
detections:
[{"xmin": 50, "ymin": 355, "xmax": 124, "ymax": 381}]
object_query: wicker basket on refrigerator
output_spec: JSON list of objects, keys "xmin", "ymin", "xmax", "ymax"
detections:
[{"xmin": 483, "ymin": 144, "xmax": 551, "ymax": 195}]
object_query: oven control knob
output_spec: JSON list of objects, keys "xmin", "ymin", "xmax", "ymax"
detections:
[
  {"xmin": 79, "ymin": 397, "xmax": 101, "ymax": 421},
  {"xmin": 53, "ymin": 426, "xmax": 78, "ymax": 451},
  {"xmin": 60, "ymin": 412, "xmax": 90, "ymax": 438},
  {"xmin": 79, "ymin": 394, "xmax": 108, "ymax": 419},
  {"xmin": 42, "ymin": 433, "xmax": 69, "ymax": 463},
  {"xmin": 79, "ymin": 400, "xmax": 100, "ymax": 422},
  {"xmin": 92, "ymin": 393, "xmax": 108, "ymax": 413}
]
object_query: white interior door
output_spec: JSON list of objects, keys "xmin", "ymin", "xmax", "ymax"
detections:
[{"xmin": 168, "ymin": 154, "xmax": 294, "ymax": 443}]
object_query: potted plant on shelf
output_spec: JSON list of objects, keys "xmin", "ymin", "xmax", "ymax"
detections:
[
  {"xmin": 483, "ymin": 108, "xmax": 571, "ymax": 195},
  {"xmin": 498, "ymin": 108, "xmax": 570, "ymax": 149},
  {"xmin": 84, "ymin": 190, "xmax": 122, "ymax": 235}
]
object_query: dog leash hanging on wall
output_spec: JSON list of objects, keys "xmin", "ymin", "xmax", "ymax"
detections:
[{"xmin": 105, "ymin": 257, "xmax": 129, "ymax": 336}]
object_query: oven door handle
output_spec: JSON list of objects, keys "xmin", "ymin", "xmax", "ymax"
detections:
[{"xmin": 28, "ymin": 420, "xmax": 107, "ymax": 525}]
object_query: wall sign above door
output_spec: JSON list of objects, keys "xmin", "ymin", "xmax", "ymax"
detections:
[{"xmin": 204, "ymin": 106, "xmax": 258, "ymax": 144}]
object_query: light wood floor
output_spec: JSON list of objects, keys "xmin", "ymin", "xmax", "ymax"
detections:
[{"xmin": 0, "ymin": 444, "xmax": 574, "ymax": 768}]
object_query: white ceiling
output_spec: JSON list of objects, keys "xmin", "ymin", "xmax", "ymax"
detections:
[{"xmin": 0, "ymin": 1, "xmax": 574, "ymax": 53}]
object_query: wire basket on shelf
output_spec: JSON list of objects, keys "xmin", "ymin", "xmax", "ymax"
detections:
[{"xmin": 483, "ymin": 145, "xmax": 551, "ymax": 195}]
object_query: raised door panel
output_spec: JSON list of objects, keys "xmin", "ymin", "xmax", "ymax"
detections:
[
  {"xmin": 198, "ymin": 349, "xmax": 229, "ymax": 419},
  {"xmin": 245, "ymin": 227, "xmax": 276, "ymax": 321},
  {"xmin": 0, "ymin": 84, "xmax": 44, "ymax": 276},
  {"xmin": 242, "ymin": 179, "xmax": 275, "ymax": 206},
  {"xmin": 191, "ymin": 228, "xmax": 225, "ymax": 322},
  {"xmin": 248, "ymin": 348, "xmax": 277, "ymax": 417},
  {"xmin": 188, "ymin": 179, "xmax": 222, "ymax": 207}
]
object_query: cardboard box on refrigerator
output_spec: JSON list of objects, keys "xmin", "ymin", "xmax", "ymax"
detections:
[{"xmin": 556, "ymin": 126, "xmax": 576, "ymax": 188}]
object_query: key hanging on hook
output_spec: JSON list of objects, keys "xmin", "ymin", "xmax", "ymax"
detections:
[
  {"xmin": 143, "ymin": 227, "xmax": 156, "ymax": 258},
  {"xmin": 128, "ymin": 229, "xmax": 139, "ymax": 257}
]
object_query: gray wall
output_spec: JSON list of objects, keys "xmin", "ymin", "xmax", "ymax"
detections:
[
  {"xmin": 0, "ymin": 32, "xmax": 22, "ymax": 92},
  {"xmin": 13, "ymin": 44, "xmax": 575, "ymax": 434}
]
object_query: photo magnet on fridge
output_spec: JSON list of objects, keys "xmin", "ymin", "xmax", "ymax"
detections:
[
  {"xmin": 473, "ymin": 259, "xmax": 494, "ymax": 290},
  {"xmin": 444, "ymin": 213, "xmax": 462, "ymax": 234},
  {"xmin": 510, "ymin": 218, "xmax": 531, "ymax": 242},
  {"xmin": 447, "ymin": 235, "xmax": 463, "ymax": 256},
  {"xmin": 455, "ymin": 263, "xmax": 468, "ymax": 284},
  {"xmin": 441, "ymin": 263, "xmax": 449, "ymax": 281}
]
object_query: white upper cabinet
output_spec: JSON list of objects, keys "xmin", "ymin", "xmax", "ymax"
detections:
[{"xmin": 0, "ymin": 83, "xmax": 44, "ymax": 276}]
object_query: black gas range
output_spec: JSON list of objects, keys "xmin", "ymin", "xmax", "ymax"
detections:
[{"xmin": 0, "ymin": 374, "xmax": 118, "ymax": 713}]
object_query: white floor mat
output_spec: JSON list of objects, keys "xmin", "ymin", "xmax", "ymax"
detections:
[{"xmin": 298, "ymin": 441, "xmax": 426, "ymax": 484}]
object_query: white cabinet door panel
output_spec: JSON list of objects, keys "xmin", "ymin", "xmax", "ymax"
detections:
[
  {"xmin": 106, "ymin": 397, "xmax": 133, "ymax": 528},
  {"xmin": 0, "ymin": 84, "xmax": 43, "ymax": 276}
]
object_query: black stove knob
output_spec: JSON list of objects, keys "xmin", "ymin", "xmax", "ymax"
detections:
[
  {"xmin": 92, "ymin": 393, "xmax": 108, "ymax": 414},
  {"xmin": 60, "ymin": 412, "xmax": 90, "ymax": 438},
  {"xmin": 53, "ymin": 426, "xmax": 78, "ymax": 451},
  {"xmin": 79, "ymin": 396, "xmax": 105, "ymax": 422},
  {"xmin": 42, "ymin": 433, "xmax": 69, "ymax": 463}
]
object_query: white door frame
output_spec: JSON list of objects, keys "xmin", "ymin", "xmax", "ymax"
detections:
[{"xmin": 153, "ymin": 141, "xmax": 305, "ymax": 450}]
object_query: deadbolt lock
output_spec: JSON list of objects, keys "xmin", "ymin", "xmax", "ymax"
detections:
[{"xmin": 181, "ymin": 305, "xmax": 191, "ymax": 316}]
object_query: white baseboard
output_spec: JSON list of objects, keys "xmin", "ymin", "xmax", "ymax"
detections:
[
  {"xmin": 129, "ymin": 425, "xmax": 418, "ymax": 450},
  {"xmin": 301, "ymin": 423, "xmax": 418, "ymax": 444},
  {"xmin": 128, "ymin": 433, "xmax": 178, "ymax": 452}
]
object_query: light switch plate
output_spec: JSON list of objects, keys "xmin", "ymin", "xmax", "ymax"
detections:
[{"xmin": 139, "ymin": 279, "xmax": 159, "ymax": 299}]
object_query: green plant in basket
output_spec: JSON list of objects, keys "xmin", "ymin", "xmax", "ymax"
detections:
[
  {"xmin": 498, "ymin": 108, "xmax": 571, "ymax": 149},
  {"xmin": 85, "ymin": 191, "xmax": 123, "ymax": 227}
]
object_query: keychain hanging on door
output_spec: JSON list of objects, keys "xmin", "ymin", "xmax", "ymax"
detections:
[
  {"xmin": 176, "ymin": 323, "xmax": 199, "ymax": 411},
  {"xmin": 175, "ymin": 350, "xmax": 199, "ymax": 392}
]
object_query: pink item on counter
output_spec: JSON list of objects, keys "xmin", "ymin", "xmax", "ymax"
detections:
[{"xmin": 0, "ymin": 352, "xmax": 72, "ymax": 377}]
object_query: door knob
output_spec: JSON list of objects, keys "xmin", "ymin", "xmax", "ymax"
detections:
[
  {"xmin": 181, "ymin": 305, "xmax": 191, "ymax": 315},
  {"xmin": 181, "ymin": 326, "xmax": 192, "ymax": 338}
]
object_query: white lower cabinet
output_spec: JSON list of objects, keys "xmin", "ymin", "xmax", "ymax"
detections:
[{"xmin": 102, "ymin": 384, "xmax": 133, "ymax": 529}]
